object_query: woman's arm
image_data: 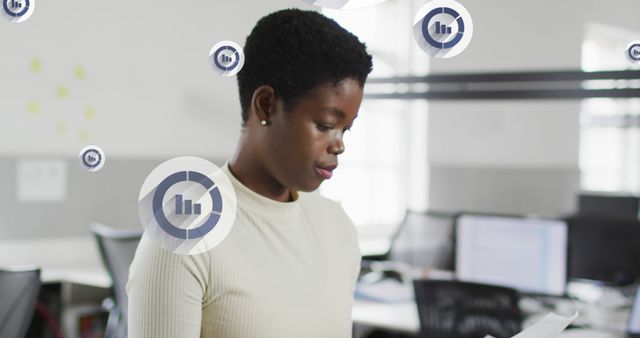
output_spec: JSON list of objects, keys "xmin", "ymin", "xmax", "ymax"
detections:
[{"xmin": 127, "ymin": 236, "xmax": 209, "ymax": 338}]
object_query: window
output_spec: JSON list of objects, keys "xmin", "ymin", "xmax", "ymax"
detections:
[
  {"xmin": 319, "ymin": 1, "xmax": 429, "ymax": 238},
  {"xmin": 580, "ymin": 22, "xmax": 640, "ymax": 193}
]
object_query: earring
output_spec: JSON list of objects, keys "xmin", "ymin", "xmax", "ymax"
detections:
[{"xmin": 260, "ymin": 120, "xmax": 268, "ymax": 126}]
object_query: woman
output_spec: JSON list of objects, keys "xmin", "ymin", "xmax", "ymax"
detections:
[{"xmin": 127, "ymin": 8, "xmax": 373, "ymax": 338}]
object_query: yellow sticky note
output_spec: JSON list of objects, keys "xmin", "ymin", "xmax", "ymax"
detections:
[
  {"xmin": 78, "ymin": 130, "xmax": 89, "ymax": 142},
  {"xmin": 84, "ymin": 106, "xmax": 96, "ymax": 120},
  {"xmin": 75, "ymin": 66, "xmax": 86, "ymax": 80},
  {"xmin": 56, "ymin": 121, "xmax": 68, "ymax": 135},
  {"xmin": 26, "ymin": 100, "xmax": 39, "ymax": 115},
  {"xmin": 30, "ymin": 59, "xmax": 42, "ymax": 74},
  {"xmin": 56, "ymin": 85, "xmax": 69, "ymax": 99}
]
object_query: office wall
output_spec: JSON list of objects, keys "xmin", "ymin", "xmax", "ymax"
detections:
[
  {"xmin": 425, "ymin": 0, "xmax": 640, "ymax": 217},
  {"xmin": 0, "ymin": 157, "xmax": 227, "ymax": 238},
  {"xmin": 0, "ymin": 0, "xmax": 313, "ymax": 238},
  {"xmin": 427, "ymin": 100, "xmax": 581, "ymax": 216},
  {"xmin": 0, "ymin": 0, "xmax": 314, "ymax": 158}
]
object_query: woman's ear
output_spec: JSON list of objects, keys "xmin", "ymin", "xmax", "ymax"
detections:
[{"xmin": 250, "ymin": 85, "xmax": 276, "ymax": 124}]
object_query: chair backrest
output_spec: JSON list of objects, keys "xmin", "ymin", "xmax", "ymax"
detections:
[
  {"xmin": 388, "ymin": 211, "xmax": 455, "ymax": 270},
  {"xmin": 90, "ymin": 223, "xmax": 142, "ymax": 336},
  {"xmin": 0, "ymin": 267, "xmax": 41, "ymax": 338},
  {"xmin": 413, "ymin": 279, "xmax": 522, "ymax": 338}
]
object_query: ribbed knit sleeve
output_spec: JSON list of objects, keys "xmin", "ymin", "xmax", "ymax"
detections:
[{"xmin": 127, "ymin": 235, "xmax": 210, "ymax": 338}]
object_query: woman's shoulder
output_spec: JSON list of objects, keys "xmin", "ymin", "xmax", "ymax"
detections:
[
  {"xmin": 129, "ymin": 234, "xmax": 211, "ymax": 279},
  {"xmin": 297, "ymin": 192, "xmax": 361, "ymax": 256},
  {"xmin": 298, "ymin": 192, "xmax": 356, "ymax": 230}
]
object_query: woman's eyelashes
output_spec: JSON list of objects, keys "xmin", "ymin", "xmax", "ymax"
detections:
[
  {"xmin": 315, "ymin": 123, "xmax": 351, "ymax": 133},
  {"xmin": 316, "ymin": 123, "xmax": 333, "ymax": 132}
]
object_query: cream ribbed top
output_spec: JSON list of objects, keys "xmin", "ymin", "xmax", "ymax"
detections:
[{"xmin": 127, "ymin": 162, "xmax": 361, "ymax": 338}]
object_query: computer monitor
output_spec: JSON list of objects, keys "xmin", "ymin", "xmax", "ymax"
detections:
[
  {"xmin": 628, "ymin": 286, "xmax": 640, "ymax": 338},
  {"xmin": 578, "ymin": 193, "xmax": 640, "ymax": 220},
  {"xmin": 455, "ymin": 214, "xmax": 568, "ymax": 296},
  {"xmin": 388, "ymin": 211, "xmax": 455, "ymax": 270},
  {"xmin": 567, "ymin": 217, "xmax": 640, "ymax": 285}
]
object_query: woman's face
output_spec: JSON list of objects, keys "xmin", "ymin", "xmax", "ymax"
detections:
[{"xmin": 262, "ymin": 78, "xmax": 364, "ymax": 192}]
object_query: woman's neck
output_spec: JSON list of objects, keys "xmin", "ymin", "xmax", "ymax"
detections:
[{"xmin": 228, "ymin": 145, "xmax": 293, "ymax": 203}]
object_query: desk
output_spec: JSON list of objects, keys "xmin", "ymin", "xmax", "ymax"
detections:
[
  {"xmin": 359, "ymin": 238, "xmax": 392, "ymax": 257},
  {"xmin": 352, "ymin": 300, "xmax": 419, "ymax": 333},
  {"xmin": 40, "ymin": 266, "xmax": 111, "ymax": 288},
  {"xmin": 351, "ymin": 284, "xmax": 631, "ymax": 338},
  {"xmin": 0, "ymin": 236, "xmax": 110, "ymax": 287}
]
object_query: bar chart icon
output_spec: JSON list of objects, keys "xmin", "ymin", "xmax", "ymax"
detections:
[
  {"xmin": 210, "ymin": 41, "xmax": 244, "ymax": 76},
  {"xmin": 416, "ymin": 1, "xmax": 473, "ymax": 58},
  {"xmin": 9, "ymin": 0, "xmax": 22, "ymax": 9},
  {"xmin": 79, "ymin": 145, "xmax": 105, "ymax": 172},
  {"xmin": 3, "ymin": 0, "xmax": 33, "ymax": 22},
  {"xmin": 175, "ymin": 194, "xmax": 202, "ymax": 215},
  {"xmin": 627, "ymin": 42, "xmax": 640, "ymax": 64},
  {"xmin": 435, "ymin": 21, "xmax": 452, "ymax": 34},
  {"xmin": 219, "ymin": 54, "xmax": 233, "ymax": 64}
]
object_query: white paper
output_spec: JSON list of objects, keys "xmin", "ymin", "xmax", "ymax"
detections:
[
  {"xmin": 484, "ymin": 312, "xmax": 578, "ymax": 338},
  {"xmin": 512, "ymin": 312, "xmax": 578, "ymax": 338},
  {"xmin": 17, "ymin": 159, "xmax": 67, "ymax": 202},
  {"xmin": 629, "ymin": 286, "xmax": 640, "ymax": 333}
]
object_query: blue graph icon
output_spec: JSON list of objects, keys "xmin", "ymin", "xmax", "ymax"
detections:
[
  {"xmin": 81, "ymin": 149, "xmax": 101, "ymax": 168},
  {"xmin": 3, "ymin": 0, "xmax": 29, "ymax": 16},
  {"xmin": 219, "ymin": 54, "xmax": 233, "ymax": 64},
  {"xmin": 629, "ymin": 44, "xmax": 640, "ymax": 61},
  {"xmin": 421, "ymin": 6, "xmax": 465, "ymax": 49},
  {"xmin": 152, "ymin": 171, "xmax": 223, "ymax": 240},
  {"xmin": 175, "ymin": 194, "xmax": 202, "ymax": 215},
  {"xmin": 213, "ymin": 46, "xmax": 240, "ymax": 71},
  {"xmin": 435, "ymin": 21, "xmax": 452, "ymax": 34}
]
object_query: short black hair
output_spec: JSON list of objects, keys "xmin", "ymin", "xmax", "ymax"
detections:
[{"xmin": 237, "ymin": 8, "xmax": 373, "ymax": 125}]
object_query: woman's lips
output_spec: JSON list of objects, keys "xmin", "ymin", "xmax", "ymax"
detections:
[{"xmin": 315, "ymin": 166, "xmax": 334, "ymax": 179}]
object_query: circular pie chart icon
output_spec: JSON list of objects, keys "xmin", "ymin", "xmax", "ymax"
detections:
[
  {"xmin": 413, "ymin": 0, "xmax": 473, "ymax": 58},
  {"xmin": 138, "ymin": 157, "xmax": 237, "ymax": 255}
]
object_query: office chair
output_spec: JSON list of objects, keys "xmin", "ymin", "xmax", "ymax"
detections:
[
  {"xmin": 90, "ymin": 223, "xmax": 142, "ymax": 338},
  {"xmin": 0, "ymin": 267, "xmax": 41, "ymax": 338},
  {"xmin": 387, "ymin": 210, "xmax": 456, "ymax": 270},
  {"xmin": 413, "ymin": 280, "xmax": 522, "ymax": 338},
  {"xmin": 359, "ymin": 213, "xmax": 456, "ymax": 338}
]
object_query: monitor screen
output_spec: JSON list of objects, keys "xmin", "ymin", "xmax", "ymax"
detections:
[
  {"xmin": 568, "ymin": 217, "xmax": 640, "ymax": 285},
  {"xmin": 629, "ymin": 286, "xmax": 640, "ymax": 335},
  {"xmin": 455, "ymin": 214, "xmax": 568, "ymax": 296}
]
